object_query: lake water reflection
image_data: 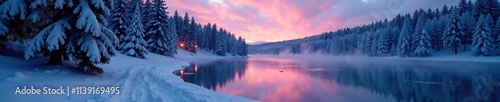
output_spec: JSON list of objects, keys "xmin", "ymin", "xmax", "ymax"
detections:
[{"xmin": 176, "ymin": 57, "xmax": 500, "ymax": 102}]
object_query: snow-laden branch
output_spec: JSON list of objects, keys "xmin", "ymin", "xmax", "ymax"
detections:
[
  {"xmin": 79, "ymin": 34, "xmax": 101, "ymax": 62},
  {"xmin": 74, "ymin": 0, "xmax": 101, "ymax": 37},
  {"xmin": 0, "ymin": 0, "xmax": 28, "ymax": 19},
  {"xmin": 24, "ymin": 18, "xmax": 71, "ymax": 60},
  {"xmin": 31, "ymin": 0, "xmax": 73, "ymax": 9}
]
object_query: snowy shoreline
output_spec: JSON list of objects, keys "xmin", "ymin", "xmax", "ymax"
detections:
[
  {"xmin": 251, "ymin": 51, "xmax": 500, "ymax": 63},
  {"xmin": 0, "ymin": 49, "xmax": 254, "ymax": 102}
]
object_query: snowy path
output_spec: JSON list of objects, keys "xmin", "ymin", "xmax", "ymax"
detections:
[
  {"xmin": 97, "ymin": 63, "xmax": 253, "ymax": 102},
  {"xmin": 1, "ymin": 49, "xmax": 254, "ymax": 102}
]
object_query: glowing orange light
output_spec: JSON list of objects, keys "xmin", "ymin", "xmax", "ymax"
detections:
[
  {"xmin": 194, "ymin": 65, "xmax": 198, "ymax": 72},
  {"xmin": 180, "ymin": 70, "xmax": 184, "ymax": 76},
  {"xmin": 194, "ymin": 45, "xmax": 198, "ymax": 48},
  {"xmin": 180, "ymin": 43, "xmax": 185, "ymax": 47}
]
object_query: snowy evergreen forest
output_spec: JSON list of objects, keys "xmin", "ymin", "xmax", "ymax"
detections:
[
  {"xmin": 250, "ymin": 0, "xmax": 500, "ymax": 58},
  {"xmin": 0, "ymin": 0, "xmax": 248, "ymax": 74}
]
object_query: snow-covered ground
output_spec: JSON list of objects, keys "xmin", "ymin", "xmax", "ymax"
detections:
[{"xmin": 0, "ymin": 46, "xmax": 254, "ymax": 102}]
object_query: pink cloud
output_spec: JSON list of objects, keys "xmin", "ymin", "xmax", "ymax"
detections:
[
  {"xmin": 163, "ymin": 0, "xmax": 344, "ymax": 42},
  {"xmin": 164, "ymin": 0, "xmax": 460, "ymax": 43}
]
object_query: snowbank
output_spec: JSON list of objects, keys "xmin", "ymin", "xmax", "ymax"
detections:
[
  {"xmin": 175, "ymin": 49, "xmax": 247, "ymax": 60},
  {"xmin": 0, "ymin": 48, "xmax": 254, "ymax": 102}
]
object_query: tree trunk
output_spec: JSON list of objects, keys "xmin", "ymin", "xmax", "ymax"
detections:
[
  {"xmin": 46, "ymin": 8, "xmax": 64, "ymax": 66},
  {"xmin": 47, "ymin": 49, "xmax": 63, "ymax": 65},
  {"xmin": 463, "ymin": 44, "xmax": 467, "ymax": 51},
  {"xmin": 454, "ymin": 44, "xmax": 458, "ymax": 54},
  {"xmin": 437, "ymin": 40, "xmax": 442, "ymax": 51},
  {"xmin": 463, "ymin": 35, "xmax": 468, "ymax": 51}
]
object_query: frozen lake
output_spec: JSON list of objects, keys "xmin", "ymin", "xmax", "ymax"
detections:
[{"xmin": 176, "ymin": 57, "xmax": 500, "ymax": 102}]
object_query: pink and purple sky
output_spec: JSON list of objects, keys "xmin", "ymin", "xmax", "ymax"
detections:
[{"xmin": 165, "ymin": 0, "xmax": 461, "ymax": 43}]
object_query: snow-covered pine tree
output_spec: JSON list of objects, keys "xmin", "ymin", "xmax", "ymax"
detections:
[
  {"xmin": 2, "ymin": 0, "xmax": 71, "ymax": 65},
  {"xmin": 353, "ymin": 32, "xmax": 363, "ymax": 54},
  {"xmin": 442, "ymin": 5, "xmax": 451, "ymax": 15},
  {"xmin": 202, "ymin": 23, "xmax": 211, "ymax": 49},
  {"xmin": 231, "ymin": 36, "xmax": 237, "ymax": 55},
  {"xmin": 494, "ymin": 16, "xmax": 500, "ymax": 51},
  {"xmin": 221, "ymin": 29, "xmax": 228, "ymax": 53},
  {"xmin": 166, "ymin": 17, "xmax": 178, "ymax": 57},
  {"xmin": 412, "ymin": 10, "xmax": 424, "ymax": 29},
  {"xmin": 120, "ymin": 3, "xmax": 148, "ymax": 58},
  {"xmin": 236, "ymin": 36, "xmax": 242, "ymax": 55},
  {"xmin": 378, "ymin": 28, "xmax": 393, "ymax": 56},
  {"xmin": 458, "ymin": 0, "xmax": 468, "ymax": 15},
  {"xmin": 210, "ymin": 24, "xmax": 218, "ymax": 53},
  {"xmin": 413, "ymin": 20, "xmax": 432, "ymax": 57},
  {"xmin": 431, "ymin": 16, "xmax": 448, "ymax": 51},
  {"xmin": 336, "ymin": 36, "xmax": 344, "ymax": 55},
  {"xmin": 242, "ymin": 38, "xmax": 248, "ymax": 56},
  {"xmin": 1, "ymin": 0, "xmax": 38, "ymax": 49},
  {"xmin": 195, "ymin": 23, "xmax": 202, "ymax": 48},
  {"xmin": 179, "ymin": 12, "xmax": 190, "ymax": 50},
  {"xmin": 496, "ymin": 30, "xmax": 500, "ymax": 55},
  {"xmin": 65, "ymin": 0, "xmax": 118, "ymax": 74},
  {"xmin": 485, "ymin": 0, "xmax": 500, "ymax": 19},
  {"xmin": 434, "ymin": 7, "xmax": 441, "ymax": 18},
  {"xmin": 233, "ymin": 35, "xmax": 239, "ymax": 55},
  {"xmin": 142, "ymin": 0, "xmax": 152, "ymax": 29},
  {"xmin": 370, "ymin": 32, "xmax": 380, "ymax": 56},
  {"xmin": 359, "ymin": 32, "xmax": 367, "ymax": 54},
  {"xmin": 195, "ymin": 23, "xmax": 203, "ymax": 49},
  {"xmin": 141, "ymin": 0, "xmax": 151, "ymax": 41},
  {"xmin": 364, "ymin": 32, "xmax": 374, "ymax": 55},
  {"xmin": 347, "ymin": 34, "xmax": 357, "ymax": 55},
  {"xmin": 442, "ymin": 9, "xmax": 464, "ymax": 54},
  {"xmin": 459, "ymin": 11, "xmax": 475, "ymax": 51},
  {"xmin": 145, "ymin": 0, "xmax": 170, "ymax": 55},
  {"xmin": 485, "ymin": 12, "xmax": 495, "ymax": 28},
  {"xmin": 127, "ymin": 0, "xmax": 142, "ymax": 18},
  {"xmin": 412, "ymin": 15, "xmax": 426, "ymax": 52},
  {"xmin": 290, "ymin": 42, "xmax": 301, "ymax": 54},
  {"xmin": 225, "ymin": 33, "xmax": 232, "ymax": 55},
  {"xmin": 398, "ymin": 18, "xmax": 412, "ymax": 57},
  {"xmin": 376, "ymin": 32, "xmax": 385, "ymax": 56},
  {"xmin": 186, "ymin": 17, "xmax": 197, "ymax": 53},
  {"xmin": 179, "ymin": 13, "xmax": 186, "ymax": 47},
  {"xmin": 110, "ymin": 0, "xmax": 128, "ymax": 46},
  {"xmin": 16, "ymin": 0, "xmax": 117, "ymax": 73},
  {"xmin": 229, "ymin": 34, "xmax": 237, "ymax": 55},
  {"xmin": 227, "ymin": 34, "xmax": 233, "ymax": 55},
  {"xmin": 389, "ymin": 27, "xmax": 400, "ymax": 56},
  {"xmin": 240, "ymin": 38, "xmax": 248, "ymax": 56},
  {"xmin": 331, "ymin": 38, "xmax": 341, "ymax": 55},
  {"xmin": 0, "ymin": 0, "xmax": 28, "ymax": 20},
  {"xmin": 215, "ymin": 28, "xmax": 226, "ymax": 56},
  {"xmin": 425, "ymin": 8, "xmax": 434, "ymax": 19},
  {"xmin": 474, "ymin": 0, "xmax": 487, "ymax": 18},
  {"xmin": 492, "ymin": 17, "xmax": 500, "ymax": 55},
  {"xmin": 471, "ymin": 14, "xmax": 494, "ymax": 56},
  {"xmin": 466, "ymin": 0, "xmax": 473, "ymax": 12},
  {"xmin": 173, "ymin": 10, "xmax": 182, "ymax": 43}
]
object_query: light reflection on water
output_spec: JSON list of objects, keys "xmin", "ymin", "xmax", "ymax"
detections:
[{"xmin": 176, "ymin": 57, "xmax": 500, "ymax": 102}]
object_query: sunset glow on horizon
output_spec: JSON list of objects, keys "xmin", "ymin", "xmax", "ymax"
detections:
[{"xmin": 164, "ymin": 0, "xmax": 461, "ymax": 43}]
